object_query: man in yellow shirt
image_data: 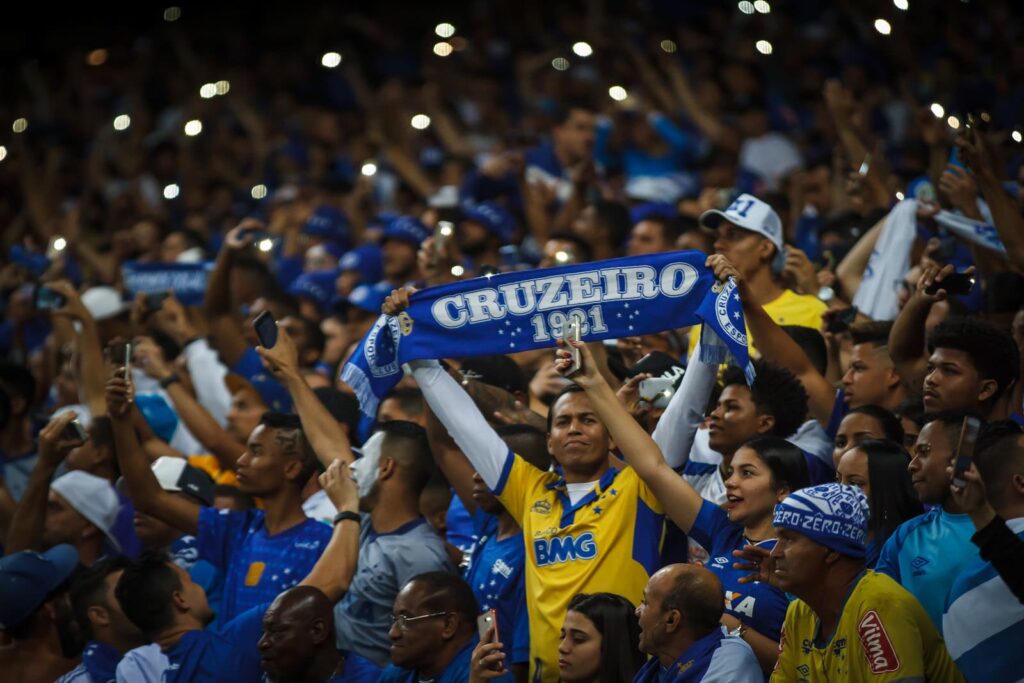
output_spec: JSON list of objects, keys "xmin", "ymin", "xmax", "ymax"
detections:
[
  {"xmin": 689, "ymin": 194, "xmax": 826, "ymax": 357},
  {"xmin": 736, "ymin": 483, "xmax": 963, "ymax": 682}
]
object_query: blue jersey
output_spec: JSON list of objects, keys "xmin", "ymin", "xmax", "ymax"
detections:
[
  {"xmin": 942, "ymin": 517, "xmax": 1024, "ymax": 682},
  {"xmin": 876, "ymin": 506, "xmax": 979, "ymax": 633},
  {"xmin": 690, "ymin": 500, "xmax": 791, "ymax": 642},
  {"xmin": 378, "ymin": 639, "xmax": 476, "ymax": 683},
  {"xmin": 55, "ymin": 640, "xmax": 121, "ymax": 683},
  {"xmin": 164, "ymin": 603, "xmax": 266, "ymax": 683},
  {"xmin": 464, "ymin": 509, "xmax": 529, "ymax": 665},
  {"xmin": 446, "ymin": 494, "xmax": 477, "ymax": 554},
  {"xmin": 197, "ymin": 507, "xmax": 331, "ymax": 622},
  {"xmin": 633, "ymin": 628, "xmax": 762, "ymax": 683},
  {"xmin": 825, "ymin": 389, "xmax": 849, "ymax": 440}
]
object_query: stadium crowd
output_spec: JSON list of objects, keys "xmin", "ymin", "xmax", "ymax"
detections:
[{"xmin": 1, "ymin": 1, "xmax": 1023, "ymax": 681}]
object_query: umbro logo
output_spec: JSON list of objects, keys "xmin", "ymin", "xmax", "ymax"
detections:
[{"xmin": 910, "ymin": 556, "xmax": 930, "ymax": 575}]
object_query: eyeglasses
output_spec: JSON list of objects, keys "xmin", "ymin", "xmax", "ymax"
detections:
[{"xmin": 389, "ymin": 611, "xmax": 450, "ymax": 631}]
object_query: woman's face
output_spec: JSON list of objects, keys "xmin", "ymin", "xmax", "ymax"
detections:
[
  {"xmin": 558, "ymin": 610, "xmax": 603, "ymax": 682},
  {"xmin": 833, "ymin": 412, "xmax": 885, "ymax": 468},
  {"xmin": 723, "ymin": 447, "xmax": 785, "ymax": 528},
  {"xmin": 837, "ymin": 448, "xmax": 871, "ymax": 499}
]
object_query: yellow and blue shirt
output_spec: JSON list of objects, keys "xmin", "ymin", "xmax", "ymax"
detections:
[{"xmin": 493, "ymin": 452, "xmax": 664, "ymax": 683}]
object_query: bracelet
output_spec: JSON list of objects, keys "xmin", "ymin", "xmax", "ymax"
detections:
[
  {"xmin": 333, "ymin": 511, "xmax": 361, "ymax": 526},
  {"xmin": 159, "ymin": 373, "xmax": 181, "ymax": 389},
  {"xmin": 729, "ymin": 624, "xmax": 748, "ymax": 639}
]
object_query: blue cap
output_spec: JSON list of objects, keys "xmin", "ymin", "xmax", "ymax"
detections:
[
  {"xmin": 367, "ymin": 212, "xmax": 399, "ymax": 231},
  {"xmin": 629, "ymin": 201, "xmax": 677, "ymax": 226},
  {"xmin": 287, "ymin": 269, "xmax": 340, "ymax": 313},
  {"xmin": 381, "ymin": 216, "xmax": 430, "ymax": 248},
  {"xmin": 338, "ymin": 244, "xmax": 384, "ymax": 285},
  {"xmin": 462, "ymin": 201, "xmax": 515, "ymax": 244},
  {"xmin": 773, "ymin": 483, "xmax": 870, "ymax": 558},
  {"xmin": 303, "ymin": 205, "xmax": 351, "ymax": 247},
  {"xmin": 248, "ymin": 371, "xmax": 294, "ymax": 413},
  {"xmin": 345, "ymin": 281, "xmax": 393, "ymax": 314},
  {"xmin": 0, "ymin": 545, "xmax": 79, "ymax": 629}
]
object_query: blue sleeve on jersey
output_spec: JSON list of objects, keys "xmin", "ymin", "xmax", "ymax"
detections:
[
  {"xmin": 689, "ymin": 499, "xmax": 734, "ymax": 551},
  {"xmin": 197, "ymin": 507, "xmax": 253, "ymax": 572},
  {"xmin": 492, "ymin": 448, "xmax": 516, "ymax": 496},
  {"xmin": 219, "ymin": 602, "xmax": 269, "ymax": 682},
  {"xmin": 650, "ymin": 114, "xmax": 696, "ymax": 157},
  {"xmin": 825, "ymin": 389, "xmax": 847, "ymax": 440}
]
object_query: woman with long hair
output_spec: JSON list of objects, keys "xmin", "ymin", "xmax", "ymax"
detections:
[
  {"xmin": 836, "ymin": 438, "xmax": 924, "ymax": 566},
  {"xmin": 831, "ymin": 404, "xmax": 905, "ymax": 468},
  {"xmin": 555, "ymin": 340, "xmax": 809, "ymax": 674}
]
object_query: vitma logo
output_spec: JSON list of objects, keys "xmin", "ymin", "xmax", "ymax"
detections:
[{"xmin": 534, "ymin": 532, "xmax": 597, "ymax": 566}]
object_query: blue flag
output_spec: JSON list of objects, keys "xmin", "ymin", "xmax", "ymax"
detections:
[
  {"xmin": 341, "ymin": 251, "xmax": 753, "ymax": 417},
  {"xmin": 121, "ymin": 261, "xmax": 215, "ymax": 306}
]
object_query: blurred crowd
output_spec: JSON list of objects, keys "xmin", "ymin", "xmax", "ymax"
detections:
[{"xmin": 1, "ymin": 1, "xmax": 1024, "ymax": 682}]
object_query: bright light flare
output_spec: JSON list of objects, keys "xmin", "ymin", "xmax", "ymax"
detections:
[
  {"xmin": 163, "ymin": 184, "xmax": 180, "ymax": 200},
  {"xmin": 113, "ymin": 115, "xmax": 131, "ymax": 131},
  {"xmin": 321, "ymin": 52, "xmax": 342, "ymax": 68},
  {"xmin": 874, "ymin": 18, "xmax": 892, "ymax": 35},
  {"xmin": 361, "ymin": 162, "xmax": 378, "ymax": 176},
  {"xmin": 251, "ymin": 184, "xmax": 268, "ymax": 200},
  {"xmin": 608, "ymin": 86, "xmax": 628, "ymax": 101},
  {"xmin": 410, "ymin": 114, "xmax": 431, "ymax": 130},
  {"xmin": 184, "ymin": 119, "xmax": 203, "ymax": 136},
  {"xmin": 572, "ymin": 42, "xmax": 593, "ymax": 58},
  {"xmin": 435, "ymin": 23, "xmax": 455, "ymax": 38},
  {"xmin": 756, "ymin": 40, "xmax": 773, "ymax": 55}
]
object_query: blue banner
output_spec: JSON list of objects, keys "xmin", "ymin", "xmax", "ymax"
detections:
[
  {"xmin": 341, "ymin": 251, "xmax": 753, "ymax": 417},
  {"xmin": 121, "ymin": 261, "xmax": 215, "ymax": 306}
]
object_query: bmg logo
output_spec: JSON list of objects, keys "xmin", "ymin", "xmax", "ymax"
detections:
[{"xmin": 534, "ymin": 532, "xmax": 597, "ymax": 566}]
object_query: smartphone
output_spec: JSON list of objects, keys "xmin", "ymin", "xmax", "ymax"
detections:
[
  {"xmin": 639, "ymin": 377, "xmax": 676, "ymax": 409},
  {"xmin": 858, "ymin": 153, "xmax": 872, "ymax": 177},
  {"xmin": 562, "ymin": 317, "xmax": 582, "ymax": 376},
  {"xmin": 948, "ymin": 144, "xmax": 965, "ymax": 170},
  {"xmin": 952, "ymin": 416, "xmax": 980, "ymax": 489},
  {"xmin": 476, "ymin": 609, "xmax": 503, "ymax": 671},
  {"xmin": 61, "ymin": 419, "xmax": 88, "ymax": 443},
  {"xmin": 253, "ymin": 310, "xmax": 278, "ymax": 349},
  {"xmin": 34, "ymin": 285, "xmax": 67, "ymax": 311},
  {"xmin": 826, "ymin": 306, "xmax": 858, "ymax": 334},
  {"xmin": 118, "ymin": 343, "xmax": 133, "ymax": 380},
  {"xmin": 144, "ymin": 291, "xmax": 169, "ymax": 312},
  {"xmin": 924, "ymin": 272, "xmax": 975, "ymax": 296}
]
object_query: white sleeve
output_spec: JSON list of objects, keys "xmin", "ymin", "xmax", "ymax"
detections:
[
  {"xmin": 651, "ymin": 345, "xmax": 717, "ymax": 471},
  {"xmin": 182, "ymin": 339, "xmax": 232, "ymax": 427},
  {"xmin": 700, "ymin": 637, "xmax": 763, "ymax": 683},
  {"xmin": 116, "ymin": 644, "xmax": 169, "ymax": 683},
  {"xmin": 409, "ymin": 360, "xmax": 510, "ymax": 489}
]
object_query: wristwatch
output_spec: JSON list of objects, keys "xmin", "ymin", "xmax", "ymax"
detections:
[
  {"xmin": 729, "ymin": 624, "xmax": 748, "ymax": 639},
  {"xmin": 333, "ymin": 511, "xmax": 361, "ymax": 526},
  {"xmin": 817, "ymin": 286, "xmax": 836, "ymax": 303},
  {"xmin": 159, "ymin": 373, "xmax": 181, "ymax": 389}
]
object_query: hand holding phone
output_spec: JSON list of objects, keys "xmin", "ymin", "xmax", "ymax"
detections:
[
  {"xmin": 638, "ymin": 378, "xmax": 675, "ymax": 409},
  {"xmin": 561, "ymin": 317, "xmax": 582, "ymax": 377},
  {"xmin": 61, "ymin": 419, "xmax": 88, "ymax": 444},
  {"xmin": 475, "ymin": 610, "xmax": 504, "ymax": 672},
  {"xmin": 34, "ymin": 285, "xmax": 67, "ymax": 311},
  {"xmin": 825, "ymin": 307, "xmax": 858, "ymax": 334},
  {"xmin": 253, "ymin": 311, "xmax": 278, "ymax": 349},
  {"xmin": 924, "ymin": 272, "xmax": 975, "ymax": 297},
  {"xmin": 952, "ymin": 416, "xmax": 980, "ymax": 489}
]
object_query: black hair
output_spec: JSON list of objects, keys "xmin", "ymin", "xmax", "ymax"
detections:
[
  {"xmin": 114, "ymin": 551, "xmax": 181, "ymax": 640},
  {"xmin": 566, "ymin": 593, "xmax": 645, "ymax": 683},
  {"xmin": 380, "ymin": 387, "xmax": 425, "ymax": 419},
  {"xmin": 547, "ymin": 231, "xmax": 594, "ymax": 263},
  {"xmin": 927, "ymin": 317, "xmax": 1020, "ymax": 401},
  {"xmin": 722, "ymin": 360, "xmax": 809, "ymax": 439},
  {"xmin": 894, "ymin": 397, "xmax": 925, "ymax": 429},
  {"xmin": 849, "ymin": 321, "xmax": 894, "ymax": 347},
  {"xmin": 921, "ymin": 410, "xmax": 983, "ymax": 451},
  {"xmin": 546, "ymin": 384, "xmax": 586, "ymax": 433},
  {"xmin": 847, "ymin": 405, "xmax": 905, "ymax": 445},
  {"xmin": 593, "ymin": 200, "xmax": 632, "ymax": 249},
  {"xmin": 70, "ymin": 555, "xmax": 132, "ymax": 641},
  {"xmin": 259, "ymin": 412, "xmax": 320, "ymax": 486},
  {"xmin": 408, "ymin": 572, "xmax": 478, "ymax": 629},
  {"xmin": 314, "ymin": 387, "xmax": 361, "ymax": 440},
  {"xmin": 781, "ymin": 325, "xmax": 828, "ymax": 377},
  {"xmin": 742, "ymin": 436, "xmax": 810, "ymax": 493},
  {"xmin": 550, "ymin": 100, "xmax": 594, "ymax": 127},
  {"xmin": 288, "ymin": 314, "xmax": 326, "ymax": 358},
  {"xmin": 0, "ymin": 361, "xmax": 37, "ymax": 408},
  {"xmin": 379, "ymin": 420, "xmax": 435, "ymax": 495},
  {"xmin": 976, "ymin": 423, "xmax": 1024, "ymax": 509},
  {"xmin": 852, "ymin": 439, "xmax": 923, "ymax": 546},
  {"xmin": 496, "ymin": 423, "xmax": 551, "ymax": 471},
  {"xmin": 458, "ymin": 355, "xmax": 529, "ymax": 397}
]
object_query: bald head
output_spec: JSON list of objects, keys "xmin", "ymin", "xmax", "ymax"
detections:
[
  {"xmin": 656, "ymin": 564, "xmax": 724, "ymax": 632},
  {"xmin": 258, "ymin": 586, "xmax": 337, "ymax": 681}
]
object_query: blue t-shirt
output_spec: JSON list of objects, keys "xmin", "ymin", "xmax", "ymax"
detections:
[
  {"xmin": 942, "ymin": 517, "xmax": 1024, "ymax": 682},
  {"xmin": 825, "ymin": 389, "xmax": 849, "ymax": 441},
  {"xmin": 197, "ymin": 507, "xmax": 332, "ymax": 622},
  {"xmin": 689, "ymin": 500, "xmax": 791, "ymax": 642},
  {"xmin": 632, "ymin": 628, "xmax": 761, "ymax": 683},
  {"xmin": 378, "ymin": 639, "xmax": 476, "ymax": 683},
  {"xmin": 164, "ymin": 603, "xmax": 266, "ymax": 683},
  {"xmin": 446, "ymin": 494, "xmax": 476, "ymax": 555},
  {"xmin": 325, "ymin": 653, "xmax": 382, "ymax": 683},
  {"xmin": 464, "ymin": 509, "xmax": 529, "ymax": 665},
  {"xmin": 875, "ymin": 506, "xmax": 979, "ymax": 633}
]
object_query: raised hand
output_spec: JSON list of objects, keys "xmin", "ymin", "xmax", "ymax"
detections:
[
  {"xmin": 319, "ymin": 460, "xmax": 358, "ymax": 513},
  {"xmin": 382, "ymin": 287, "xmax": 418, "ymax": 316},
  {"xmin": 732, "ymin": 544, "xmax": 777, "ymax": 586},
  {"xmin": 37, "ymin": 411, "xmax": 85, "ymax": 468}
]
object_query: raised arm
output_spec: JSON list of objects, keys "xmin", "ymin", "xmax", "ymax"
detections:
[
  {"xmin": 707, "ymin": 255, "xmax": 836, "ymax": 425},
  {"xmin": 204, "ymin": 222, "xmax": 257, "ymax": 367},
  {"xmin": 256, "ymin": 325, "xmax": 355, "ymax": 467},
  {"xmin": 300, "ymin": 461, "xmax": 360, "ymax": 602},
  {"xmin": 4, "ymin": 412, "xmax": 82, "ymax": 554},
  {"xmin": 651, "ymin": 343, "xmax": 718, "ymax": 470},
  {"xmin": 424, "ymin": 403, "xmax": 480, "ymax": 514},
  {"xmin": 834, "ymin": 212, "xmax": 887, "ymax": 299},
  {"xmin": 49, "ymin": 281, "xmax": 107, "ymax": 417},
  {"xmin": 958, "ymin": 129, "xmax": 1024, "ymax": 271},
  {"xmin": 560, "ymin": 340, "xmax": 705, "ymax": 532},
  {"xmin": 107, "ymin": 372, "xmax": 200, "ymax": 534}
]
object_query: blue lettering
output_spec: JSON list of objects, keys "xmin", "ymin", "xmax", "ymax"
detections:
[{"xmin": 534, "ymin": 532, "xmax": 598, "ymax": 566}]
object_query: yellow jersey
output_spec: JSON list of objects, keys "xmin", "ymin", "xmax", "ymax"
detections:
[
  {"xmin": 495, "ymin": 454, "xmax": 664, "ymax": 683},
  {"xmin": 771, "ymin": 570, "xmax": 964, "ymax": 683},
  {"xmin": 688, "ymin": 288, "xmax": 827, "ymax": 358}
]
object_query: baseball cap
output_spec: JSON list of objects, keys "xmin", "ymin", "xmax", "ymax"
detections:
[
  {"xmin": 699, "ymin": 193, "xmax": 783, "ymax": 251},
  {"xmin": 50, "ymin": 471, "xmax": 122, "ymax": 553},
  {"xmin": 338, "ymin": 244, "xmax": 384, "ymax": 285},
  {"xmin": 287, "ymin": 269, "xmax": 341, "ymax": 313},
  {"xmin": 772, "ymin": 483, "xmax": 870, "ymax": 558},
  {"xmin": 149, "ymin": 456, "xmax": 215, "ymax": 505},
  {"xmin": 381, "ymin": 216, "xmax": 431, "ymax": 248},
  {"xmin": 629, "ymin": 201, "xmax": 678, "ymax": 226},
  {"xmin": 343, "ymin": 281, "xmax": 392, "ymax": 315},
  {"xmin": 458, "ymin": 355, "xmax": 528, "ymax": 396},
  {"xmin": 461, "ymin": 201, "xmax": 514, "ymax": 244},
  {"xmin": 627, "ymin": 351, "xmax": 686, "ymax": 387},
  {"xmin": 0, "ymin": 544, "xmax": 79, "ymax": 629},
  {"xmin": 302, "ymin": 205, "xmax": 351, "ymax": 246},
  {"xmin": 81, "ymin": 286, "xmax": 130, "ymax": 321}
]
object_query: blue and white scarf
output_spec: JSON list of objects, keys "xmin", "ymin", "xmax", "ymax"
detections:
[{"xmin": 342, "ymin": 251, "xmax": 753, "ymax": 417}]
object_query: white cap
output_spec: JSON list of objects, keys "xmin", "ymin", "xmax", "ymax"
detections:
[
  {"xmin": 51, "ymin": 471, "xmax": 122, "ymax": 553},
  {"xmin": 81, "ymin": 286, "xmax": 130, "ymax": 321},
  {"xmin": 699, "ymin": 193, "xmax": 784, "ymax": 251}
]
